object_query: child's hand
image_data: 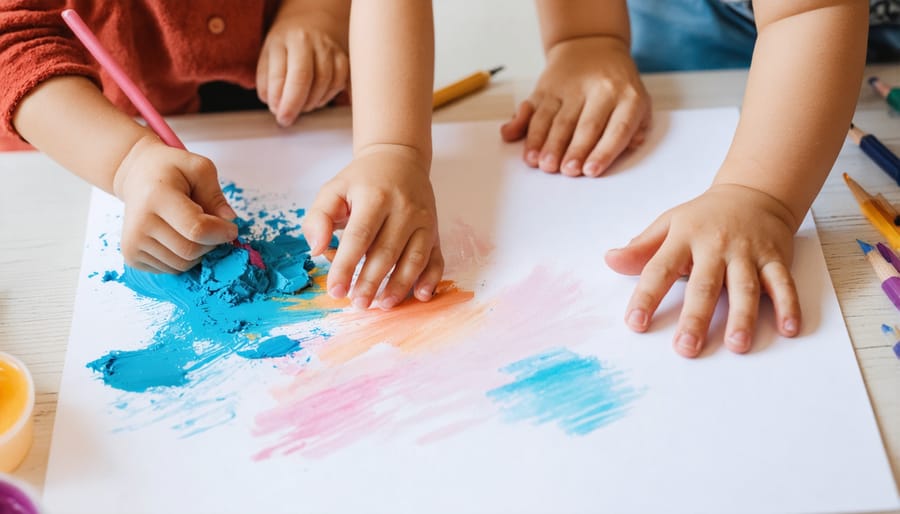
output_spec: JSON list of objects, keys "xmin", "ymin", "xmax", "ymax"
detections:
[
  {"xmin": 256, "ymin": 13, "xmax": 349, "ymax": 127},
  {"xmin": 302, "ymin": 145, "xmax": 444, "ymax": 310},
  {"xmin": 113, "ymin": 136, "xmax": 238, "ymax": 273},
  {"xmin": 501, "ymin": 36, "xmax": 651, "ymax": 177},
  {"xmin": 605, "ymin": 184, "xmax": 802, "ymax": 357}
]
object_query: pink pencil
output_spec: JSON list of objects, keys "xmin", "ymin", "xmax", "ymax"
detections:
[
  {"xmin": 61, "ymin": 9, "xmax": 185, "ymax": 149},
  {"xmin": 61, "ymin": 8, "xmax": 266, "ymax": 269}
]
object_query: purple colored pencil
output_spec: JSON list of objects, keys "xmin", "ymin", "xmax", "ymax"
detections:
[
  {"xmin": 876, "ymin": 242, "xmax": 900, "ymax": 274},
  {"xmin": 857, "ymin": 239, "xmax": 900, "ymax": 311}
]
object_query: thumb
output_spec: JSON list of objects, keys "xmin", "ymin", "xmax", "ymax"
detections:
[
  {"xmin": 183, "ymin": 155, "xmax": 237, "ymax": 220},
  {"xmin": 605, "ymin": 215, "xmax": 670, "ymax": 276},
  {"xmin": 500, "ymin": 101, "xmax": 535, "ymax": 142}
]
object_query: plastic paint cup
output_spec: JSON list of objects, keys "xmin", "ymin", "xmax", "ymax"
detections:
[
  {"xmin": 0, "ymin": 473, "xmax": 42, "ymax": 514},
  {"xmin": 0, "ymin": 353, "xmax": 34, "ymax": 473}
]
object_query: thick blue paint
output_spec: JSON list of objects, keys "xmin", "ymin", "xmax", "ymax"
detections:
[
  {"xmin": 88, "ymin": 203, "xmax": 338, "ymax": 395},
  {"xmin": 487, "ymin": 348, "xmax": 641, "ymax": 435}
]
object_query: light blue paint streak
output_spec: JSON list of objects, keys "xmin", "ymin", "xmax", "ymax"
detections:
[
  {"xmin": 487, "ymin": 348, "xmax": 642, "ymax": 435},
  {"xmin": 236, "ymin": 335, "xmax": 301, "ymax": 359}
]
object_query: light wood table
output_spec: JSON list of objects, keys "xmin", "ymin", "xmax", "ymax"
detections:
[{"xmin": 2, "ymin": 67, "xmax": 899, "ymax": 508}]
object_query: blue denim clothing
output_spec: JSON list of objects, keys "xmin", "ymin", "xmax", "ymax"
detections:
[{"xmin": 629, "ymin": 0, "xmax": 900, "ymax": 72}]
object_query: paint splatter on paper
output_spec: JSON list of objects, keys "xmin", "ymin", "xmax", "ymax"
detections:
[{"xmin": 87, "ymin": 183, "xmax": 642, "ymax": 452}]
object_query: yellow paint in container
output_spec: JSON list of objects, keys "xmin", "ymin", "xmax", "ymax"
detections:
[{"xmin": 0, "ymin": 352, "xmax": 34, "ymax": 472}]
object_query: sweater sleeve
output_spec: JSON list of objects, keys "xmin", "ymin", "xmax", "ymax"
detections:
[{"xmin": 0, "ymin": 0, "xmax": 101, "ymax": 140}]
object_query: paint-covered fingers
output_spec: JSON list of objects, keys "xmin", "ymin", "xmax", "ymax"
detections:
[
  {"xmin": 623, "ymin": 244, "xmax": 691, "ymax": 333},
  {"xmin": 760, "ymin": 261, "xmax": 801, "ymax": 337},
  {"xmin": 377, "ymin": 228, "xmax": 438, "ymax": 309},
  {"xmin": 724, "ymin": 260, "xmax": 760, "ymax": 353},
  {"xmin": 674, "ymin": 257, "xmax": 726, "ymax": 358}
]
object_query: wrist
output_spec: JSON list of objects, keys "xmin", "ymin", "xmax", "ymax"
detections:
[
  {"xmin": 112, "ymin": 133, "xmax": 162, "ymax": 200},
  {"xmin": 707, "ymin": 182, "xmax": 802, "ymax": 233},
  {"xmin": 546, "ymin": 34, "xmax": 630, "ymax": 58},
  {"xmin": 354, "ymin": 142, "xmax": 432, "ymax": 174}
]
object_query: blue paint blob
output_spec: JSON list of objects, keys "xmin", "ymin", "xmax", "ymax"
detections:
[
  {"xmin": 88, "ymin": 226, "xmax": 337, "ymax": 393},
  {"xmin": 101, "ymin": 270, "xmax": 120, "ymax": 282},
  {"xmin": 487, "ymin": 348, "xmax": 642, "ymax": 435}
]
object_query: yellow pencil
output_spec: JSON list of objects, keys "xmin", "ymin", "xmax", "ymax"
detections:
[
  {"xmin": 843, "ymin": 173, "xmax": 900, "ymax": 249},
  {"xmin": 433, "ymin": 66, "xmax": 503, "ymax": 109}
]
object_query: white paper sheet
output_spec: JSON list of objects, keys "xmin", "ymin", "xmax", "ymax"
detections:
[{"xmin": 45, "ymin": 110, "xmax": 899, "ymax": 513}]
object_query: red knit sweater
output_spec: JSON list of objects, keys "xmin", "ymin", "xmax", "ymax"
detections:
[{"xmin": 0, "ymin": 0, "xmax": 279, "ymax": 150}]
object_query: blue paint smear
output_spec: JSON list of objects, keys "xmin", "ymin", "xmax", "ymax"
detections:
[
  {"xmin": 487, "ymin": 348, "xmax": 642, "ymax": 435},
  {"xmin": 87, "ymin": 184, "xmax": 338, "ymax": 399},
  {"xmin": 85, "ymin": 182, "xmax": 339, "ymax": 435},
  {"xmin": 87, "ymin": 231, "xmax": 334, "ymax": 393}
]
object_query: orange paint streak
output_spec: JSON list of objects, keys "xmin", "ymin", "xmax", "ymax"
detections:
[{"xmin": 317, "ymin": 280, "xmax": 487, "ymax": 365}]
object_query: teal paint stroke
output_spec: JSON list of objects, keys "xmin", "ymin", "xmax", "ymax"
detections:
[{"xmin": 487, "ymin": 348, "xmax": 642, "ymax": 435}]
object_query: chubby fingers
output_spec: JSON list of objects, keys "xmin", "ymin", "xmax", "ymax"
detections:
[
  {"xmin": 581, "ymin": 96, "xmax": 649, "ymax": 177},
  {"xmin": 275, "ymin": 38, "xmax": 315, "ymax": 126},
  {"xmin": 376, "ymin": 229, "xmax": 443, "ymax": 310},
  {"xmin": 500, "ymin": 101, "xmax": 535, "ymax": 143},
  {"xmin": 673, "ymin": 255, "xmax": 725, "ymax": 358},
  {"xmin": 622, "ymin": 240, "xmax": 690, "ymax": 335},
  {"xmin": 257, "ymin": 42, "xmax": 289, "ymax": 121},
  {"xmin": 760, "ymin": 261, "xmax": 801, "ymax": 338},
  {"xmin": 326, "ymin": 197, "xmax": 386, "ymax": 300}
]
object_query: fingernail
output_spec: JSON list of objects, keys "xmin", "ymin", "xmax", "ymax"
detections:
[
  {"xmin": 526, "ymin": 150, "xmax": 539, "ymax": 165},
  {"xmin": 584, "ymin": 162, "xmax": 600, "ymax": 176},
  {"xmin": 221, "ymin": 205, "xmax": 238, "ymax": 220},
  {"xmin": 539, "ymin": 153, "xmax": 556, "ymax": 169},
  {"xmin": 563, "ymin": 160, "xmax": 580, "ymax": 174},
  {"xmin": 676, "ymin": 332, "xmax": 699, "ymax": 354},
  {"xmin": 379, "ymin": 296, "xmax": 398, "ymax": 310},
  {"xmin": 727, "ymin": 330, "xmax": 750, "ymax": 351},
  {"xmin": 352, "ymin": 296, "xmax": 370, "ymax": 310},
  {"xmin": 783, "ymin": 318, "xmax": 799, "ymax": 335},
  {"xmin": 328, "ymin": 284, "xmax": 347, "ymax": 299},
  {"xmin": 307, "ymin": 234, "xmax": 321, "ymax": 252},
  {"xmin": 418, "ymin": 286, "xmax": 434, "ymax": 300},
  {"xmin": 626, "ymin": 309, "xmax": 648, "ymax": 330}
]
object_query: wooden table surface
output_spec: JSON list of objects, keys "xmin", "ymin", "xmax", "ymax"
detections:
[{"xmin": 1, "ymin": 67, "xmax": 898, "ymax": 509}]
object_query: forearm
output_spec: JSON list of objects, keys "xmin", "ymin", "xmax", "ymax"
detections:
[
  {"xmin": 348, "ymin": 0, "xmax": 433, "ymax": 163},
  {"xmin": 535, "ymin": 0, "xmax": 630, "ymax": 52},
  {"xmin": 13, "ymin": 76, "xmax": 154, "ymax": 195},
  {"xmin": 714, "ymin": 1, "xmax": 868, "ymax": 229}
]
